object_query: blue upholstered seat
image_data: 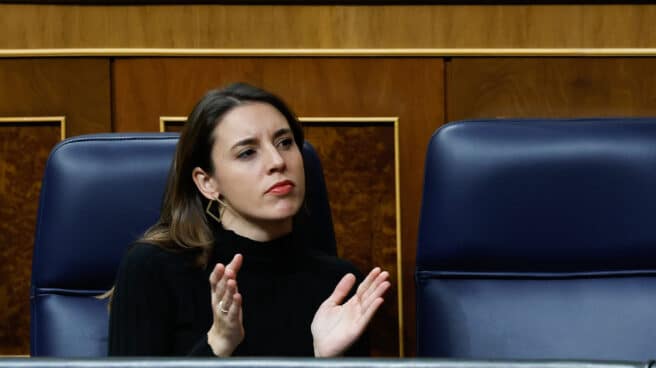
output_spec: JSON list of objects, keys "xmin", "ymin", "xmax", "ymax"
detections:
[
  {"xmin": 30, "ymin": 133, "xmax": 335, "ymax": 357},
  {"xmin": 416, "ymin": 118, "xmax": 656, "ymax": 360}
]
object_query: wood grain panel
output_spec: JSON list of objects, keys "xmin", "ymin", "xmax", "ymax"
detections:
[
  {"xmin": 114, "ymin": 57, "xmax": 445, "ymax": 356},
  {"xmin": 0, "ymin": 123, "xmax": 60, "ymax": 355},
  {"xmin": 447, "ymin": 57, "xmax": 656, "ymax": 121},
  {"xmin": 304, "ymin": 122, "xmax": 397, "ymax": 357},
  {"xmin": 9, "ymin": 3, "xmax": 656, "ymax": 49},
  {"xmin": 583, "ymin": 5, "xmax": 656, "ymax": 48},
  {"xmin": 0, "ymin": 59, "xmax": 110, "ymax": 136},
  {"xmin": 0, "ymin": 58, "xmax": 111, "ymax": 355}
]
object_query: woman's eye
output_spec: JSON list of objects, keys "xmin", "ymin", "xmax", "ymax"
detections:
[
  {"xmin": 237, "ymin": 149, "xmax": 255, "ymax": 159},
  {"xmin": 278, "ymin": 137, "xmax": 294, "ymax": 149}
]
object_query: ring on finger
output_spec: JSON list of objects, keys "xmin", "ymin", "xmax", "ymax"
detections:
[{"xmin": 217, "ymin": 300, "xmax": 229, "ymax": 314}]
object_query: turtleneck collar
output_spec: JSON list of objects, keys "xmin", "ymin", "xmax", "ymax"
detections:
[{"xmin": 210, "ymin": 222, "xmax": 299, "ymax": 271}]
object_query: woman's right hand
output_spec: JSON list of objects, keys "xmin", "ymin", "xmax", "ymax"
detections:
[{"xmin": 207, "ymin": 254, "xmax": 245, "ymax": 357}]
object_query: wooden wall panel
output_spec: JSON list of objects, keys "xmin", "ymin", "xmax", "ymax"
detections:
[
  {"xmin": 0, "ymin": 123, "xmax": 60, "ymax": 356},
  {"xmin": 0, "ymin": 59, "xmax": 111, "ymax": 136},
  {"xmin": 447, "ymin": 57, "xmax": 656, "ymax": 121},
  {"xmin": 3, "ymin": 4, "xmax": 656, "ymax": 49},
  {"xmin": 114, "ymin": 57, "xmax": 445, "ymax": 356},
  {"xmin": 0, "ymin": 58, "xmax": 111, "ymax": 355},
  {"xmin": 304, "ymin": 123, "xmax": 397, "ymax": 357},
  {"xmin": 584, "ymin": 5, "xmax": 656, "ymax": 48}
]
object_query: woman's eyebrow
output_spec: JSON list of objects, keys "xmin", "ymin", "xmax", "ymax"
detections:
[
  {"xmin": 231, "ymin": 137, "xmax": 257, "ymax": 150},
  {"xmin": 273, "ymin": 128, "xmax": 292, "ymax": 139},
  {"xmin": 231, "ymin": 128, "xmax": 292, "ymax": 150}
]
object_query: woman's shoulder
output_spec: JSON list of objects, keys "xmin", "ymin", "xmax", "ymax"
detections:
[
  {"xmin": 120, "ymin": 242, "xmax": 198, "ymax": 273},
  {"xmin": 124, "ymin": 242, "xmax": 174, "ymax": 262},
  {"xmin": 114, "ymin": 242, "xmax": 206, "ymax": 295}
]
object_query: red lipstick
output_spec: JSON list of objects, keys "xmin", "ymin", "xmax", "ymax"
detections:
[{"xmin": 266, "ymin": 180, "xmax": 294, "ymax": 195}]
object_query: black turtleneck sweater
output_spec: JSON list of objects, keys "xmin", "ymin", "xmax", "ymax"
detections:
[{"xmin": 108, "ymin": 225, "xmax": 367, "ymax": 356}]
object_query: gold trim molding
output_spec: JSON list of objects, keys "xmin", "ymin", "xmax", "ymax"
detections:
[
  {"xmin": 4, "ymin": 48, "xmax": 656, "ymax": 57},
  {"xmin": 0, "ymin": 116, "xmax": 66, "ymax": 140},
  {"xmin": 159, "ymin": 116, "xmax": 186, "ymax": 132},
  {"xmin": 159, "ymin": 115, "xmax": 404, "ymax": 357}
]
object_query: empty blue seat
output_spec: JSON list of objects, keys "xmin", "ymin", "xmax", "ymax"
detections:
[{"xmin": 416, "ymin": 118, "xmax": 656, "ymax": 360}]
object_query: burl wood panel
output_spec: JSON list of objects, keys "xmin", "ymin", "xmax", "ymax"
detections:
[
  {"xmin": 4, "ymin": 4, "xmax": 656, "ymax": 48},
  {"xmin": 447, "ymin": 58, "xmax": 656, "ymax": 121},
  {"xmin": 114, "ymin": 57, "xmax": 445, "ymax": 356},
  {"xmin": 0, "ymin": 58, "xmax": 111, "ymax": 355},
  {"xmin": 0, "ymin": 124, "xmax": 60, "ymax": 355},
  {"xmin": 304, "ymin": 123, "xmax": 397, "ymax": 357}
]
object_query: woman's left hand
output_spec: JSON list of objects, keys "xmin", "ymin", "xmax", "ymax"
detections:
[{"xmin": 310, "ymin": 267, "xmax": 390, "ymax": 357}]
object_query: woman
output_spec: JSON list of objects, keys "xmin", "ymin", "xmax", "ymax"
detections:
[{"xmin": 108, "ymin": 83, "xmax": 390, "ymax": 357}]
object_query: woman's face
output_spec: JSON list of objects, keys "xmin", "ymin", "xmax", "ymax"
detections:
[{"xmin": 204, "ymin": 102, "xmax": 305, "ymax": 233}]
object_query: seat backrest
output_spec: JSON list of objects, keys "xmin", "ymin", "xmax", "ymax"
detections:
[
  {"xmin": 30, "ymin": 133, "xmax": 336, "ymax": 357},
  {"xmin": 416, "ymin": 118, "xmax": 656, "ymax": 360}
]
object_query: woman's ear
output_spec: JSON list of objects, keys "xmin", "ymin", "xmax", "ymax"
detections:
[{"xmin": 192, "ymin": 167, "xmax": 220, "ymax": 201}]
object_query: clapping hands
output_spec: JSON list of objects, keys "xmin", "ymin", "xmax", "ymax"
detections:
[
  {"xmin": 310, "ymin": 267, "xmax": 391, "ymax": 357},
  {"xmin": 206, "ymin": 255, "xmax": 390, "ymax": 358}
]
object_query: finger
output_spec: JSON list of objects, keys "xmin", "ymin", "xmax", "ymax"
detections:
[
  {"xmin": 214, "ymin": 270, "xmax": 232, "ymax": 302},
  {"xmin": 361, "ymin": 270, "xmax": 389, "ymax": 302},
  {"xmin": 228, "ymin": 292, "xmax": 242, "ymax": 322},
  {"xmin": 356, "ymin": 267, "xmax": 381, "ymax": 297},
  {"xmin": 362, "ymin": 281, "xmax": 391, "ymax": 312},
  {"xmin": 226, "ymin": 254, "xmax": 243, "ymax": 276},
  {"xmin": 210, "ymin": 255, "xmax": 243, "ymax": 316},
  {"xmin": 220, "ymin": 278, "xmax": 237, "ymax": 312},
  {"xmin": 209, "ymin": 263, "xmax": 226, "ymax": 306},
  {"xmin": 358, "ymin": 296, "xmax": 385, "ymax": 327},
  {"xmin": 209, "ymin": 263, "xmax": 226, "ymax": 286},
  {"xmin": 327, "ymin": 273, "xmax": 356, "ymax": 305}
]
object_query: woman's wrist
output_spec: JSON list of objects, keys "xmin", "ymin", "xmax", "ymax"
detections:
[
  {"xmin": 313, "ymin": 341, "xmax": 343, "ymax": 358},
  {"xmin": 207, "ymin": 326, "xmax": 234, "ymax": 357}
]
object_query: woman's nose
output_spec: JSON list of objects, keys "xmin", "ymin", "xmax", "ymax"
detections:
[{"xmin": 266, "ymin": 146, "xmax": 286, "ymax": 173}]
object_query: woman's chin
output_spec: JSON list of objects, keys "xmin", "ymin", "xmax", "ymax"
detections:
[
  {"xmin": 270, "ymin": 200, "xmax": 302, "ymax": 218},
  {"xmin": 231, "ymin": 201, "xmax": 302, "ymax": 225},
  {"xmin": 269, "ymin": 208, "xmax": 300, "ymax": 221}
]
